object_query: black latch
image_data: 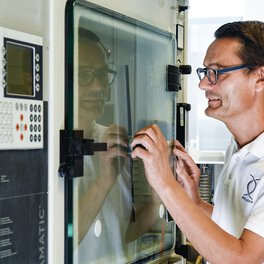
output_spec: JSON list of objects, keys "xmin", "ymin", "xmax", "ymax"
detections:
[{"xmin": 58, "ymin": 130, "xmax": 107, "ymax": 178}]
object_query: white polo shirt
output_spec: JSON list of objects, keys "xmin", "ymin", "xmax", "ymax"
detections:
[
  {"xmin": 74, "ymin": 122, "xmax": 133, "ymax": 264},
  {"xmin": 211, "ymin": 132, "xmax": 264, "ymax": 239}
]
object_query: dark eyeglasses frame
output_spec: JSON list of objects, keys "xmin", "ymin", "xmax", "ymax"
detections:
[
  {"xmin": 196, "ymin": 64, "xmax": 253, "ymax": 85},
  {"xmin": 78, "ymin": 68, "xmax": 117, "ymax": 87}
]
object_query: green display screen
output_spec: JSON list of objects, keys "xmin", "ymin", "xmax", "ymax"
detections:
[{"xmin": 6, "ymin": 42, "xmax": 34, "ymax": 96}]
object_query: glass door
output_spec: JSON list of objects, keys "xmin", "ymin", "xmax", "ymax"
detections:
[{"xmin": 64, "ymin": 1, "xmax": 177, "ymax": 263}]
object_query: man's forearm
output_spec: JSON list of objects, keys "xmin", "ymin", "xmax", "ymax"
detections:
[
  {"xmin": 155, "ymin": 176, "xmax": 260, "ymax": 264},
  {"xmin": 197, "ymin": 199, "xmax": 213, "ymax": 218}
]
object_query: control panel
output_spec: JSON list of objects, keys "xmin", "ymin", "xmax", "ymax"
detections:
[
  {"xmin": 0, "ymin": 27, "xmax": 43, "ymax": 149},
  {"xmin": 0, "ymin": 99, "xmax": 43, "ymax": 148}
]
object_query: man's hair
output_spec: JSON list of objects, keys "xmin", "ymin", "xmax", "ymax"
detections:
[
  {"xmin": 215, "ymin": 21, "xmax": 264, "ymax": 69},
  {"xmin": 78, "ymin": 26, "xmax": 110, "ymax": 59}
]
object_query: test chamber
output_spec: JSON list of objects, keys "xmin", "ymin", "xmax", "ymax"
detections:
[
  {"xmin": 60, "ymin": 0, "xmax": 189, "ymax": 263},
  {"xmin": 0, "ymin": 0, "xmax": 191, "ymax": 263}
]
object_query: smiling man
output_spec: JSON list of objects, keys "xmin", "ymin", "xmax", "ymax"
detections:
[
  {"xmin": 75, "ymin": 28, "xmax": 132, "ymax": 263},
  {"xmin": 131, "ymin": 21, "xmax": 264, "ymax": 263}
]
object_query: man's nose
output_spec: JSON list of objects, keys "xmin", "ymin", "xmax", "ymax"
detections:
[
  {"xmin": 198, "ymin": 76, "xmax": 214, "ymax": 91},
  {"xmin": 89, "ymin": 78, "xmax": 106, "ymax": 91}
]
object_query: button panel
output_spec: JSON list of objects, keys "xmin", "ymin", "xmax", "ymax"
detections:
[{"xmin": 0, "ymin": 99, "xmax": 43, "ymax": 149}]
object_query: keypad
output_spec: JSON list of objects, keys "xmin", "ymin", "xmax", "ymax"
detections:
[{"xmin": 0, "ymin": 99, "xmax": 43, "ymax": 149}]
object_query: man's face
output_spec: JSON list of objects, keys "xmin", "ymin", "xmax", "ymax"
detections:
[
  {"xmin": 198, "ymin": 37, "xmax": 256, "ymax": 124},
  {"xmin": 78, "ymin": 40, "xmax": 109, "ymax": 118}
]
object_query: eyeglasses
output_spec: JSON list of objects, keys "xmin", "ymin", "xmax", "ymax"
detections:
[
  {"xmin": 78, "ymin": 68, "xmax": 117, "ymax": 87},
  {"xmin": 196, "ymin": 65, "xmax": 252, "ymax": 85}
]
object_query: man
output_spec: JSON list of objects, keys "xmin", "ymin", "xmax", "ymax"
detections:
[
  {"xmin": 75, "ymin": 27, "xmax": 160, "ymax": 263},
  {"xmin": 131, "ymin": 21, "xmax": 264, "ymax": 263},
  {"xmin": 75, "ymin": 27, "xmax": 132, "ymax": 263}
]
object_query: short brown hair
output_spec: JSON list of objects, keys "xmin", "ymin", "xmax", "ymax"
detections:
[{"xmin": 215, "ymin": 21, "xmax": 264, "ymax": 69}]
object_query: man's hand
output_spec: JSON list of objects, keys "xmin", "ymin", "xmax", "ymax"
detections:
[
  {"xmin": 172, "ymin": 140, "xmax": 202, "ymax": 206},
  {"xmin": 99, "ymin": 124, "xmax": 129, "ymax": 189},
  {"xmin": 130, "ymin": 124, "xmax": 174, "ymax": 191}
]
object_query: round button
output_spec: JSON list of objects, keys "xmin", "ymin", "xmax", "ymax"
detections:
[
  {"xmin": 94, "ymin": 220, "xmax": 102, "ymax": 237},
  {"xmin": 4, "ymin": 134, "xmax": 8, "ymax": 143},
  {"xmin": 35, "ymin": 53, "xmax": 40, "ymax": 62},
  {"xmin": 8, "ymin": 134, "xmax": 13, "ymax": 143},
  {"xmin": 4, "ymin": 102, "xmax": 8, "ymax": 110},
  {"xmin": 7, "ymin": 113, "xmax": 12, "ymax": 122},
  {"xmin": 159, "ymin": 204, "xmax": 165, "ymax": 219},
  {"xmin": 2, "ymin": 46, "xmax": 6, "ymax": 54},
  {"xmin": 36, "ymin": 83, "xmax": 40, "ymax": 92},
  {"xmin": 8, "ymin": 102, "xmax": 13, "ymax": 111},
  {"xmin": 36, "ymin": 74, "xmax": 40, "ymax": 82}
]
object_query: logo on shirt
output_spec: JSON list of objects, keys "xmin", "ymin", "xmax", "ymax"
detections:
[{"xmin": 242, "ymin": 174, "xmax": 260, "ymax": 203}]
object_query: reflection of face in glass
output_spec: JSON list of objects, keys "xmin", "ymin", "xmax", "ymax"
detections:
[{"xmin": 78, "ymin": 39, "xmax": 109, "ymax": 120}]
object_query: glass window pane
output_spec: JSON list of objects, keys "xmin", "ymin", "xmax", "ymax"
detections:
[{"xmin": 70, "ymin": 2, "xmax": 177, "ymax": 263}]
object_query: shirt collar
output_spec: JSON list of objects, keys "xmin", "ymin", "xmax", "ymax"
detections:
[{"xmin": 233, "ymin": 132, "xmax": 264, "ymax": 158}]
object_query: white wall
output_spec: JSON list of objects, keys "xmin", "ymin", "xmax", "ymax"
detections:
[
  {"xmin": 48, "ymin": 0, "xmax": 66, "ymax": 263},
  {"xmin": 0, "ymin": 0, "xmax": 44, "ymax": 35},
  {"xmin": 189, "ymin": 0, "xmax": 264, "ymax": 20}
]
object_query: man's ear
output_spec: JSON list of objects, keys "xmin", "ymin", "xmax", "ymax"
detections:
[{"xmin": 255, "ymin": 66, "xmax": 264, "ymax": 92}]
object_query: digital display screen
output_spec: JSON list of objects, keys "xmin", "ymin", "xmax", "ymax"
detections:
[{"xmin": 6, "ymin": 42, "xmax": 34, "ymax": 96}]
